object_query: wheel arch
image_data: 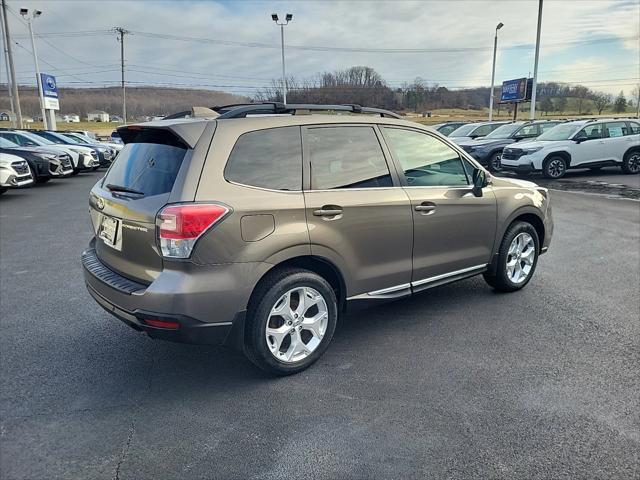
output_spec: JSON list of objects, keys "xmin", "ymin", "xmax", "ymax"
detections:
[
  {"xmin": 624, "ymin": 145, "xmax": 640, "ymax": 159},
  {"xmin": 250, "ymin": 255, "xmax": 348, "ymax": 313},
  {"xmin": 543, "ymin": 150, "xmax": 571, "ymax": 167}
]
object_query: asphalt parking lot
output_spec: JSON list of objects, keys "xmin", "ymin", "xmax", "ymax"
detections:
[{"xmin": 1, "ymin": 171, "xmax": 639, "ymax": 480}]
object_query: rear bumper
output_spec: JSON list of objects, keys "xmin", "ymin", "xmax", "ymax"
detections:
[
  {"xmin": 82, "ymin": 244, "xmax": 268, "ymax": 346},
  {"xmin": 85, "ymin": 281, "xmax": 243, "ymax": 345}
]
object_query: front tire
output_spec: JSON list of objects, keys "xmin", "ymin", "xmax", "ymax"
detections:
[
  {"xmin": 35, "ymin": 176, "xmax": 51, "ymax": 184},
  {"xmin": 487, "ymin": 152, "xmax": 503, "ymax": 173},
  {"xmin": 244, "ymin": 268, "xmax": 338, "ymax": 376},
  {"xmin": 483, "ymin": 221, "xmax": 540, "ymax": 292},
  {"xmin": 621, "ymin": 150, "xmax": 640, "ymax": 174},
  {"xmin": 543, "ymin": 156, "xmax": 567, "ymax": 179}
]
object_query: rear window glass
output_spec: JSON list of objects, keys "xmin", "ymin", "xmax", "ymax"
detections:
[
  {"xmin": 225, "ymin": 126, "xmax": 302, "ymax": 191},
  {"xmin": 103, "ymin": 132, "xmax": 187, "ymax": 196}
]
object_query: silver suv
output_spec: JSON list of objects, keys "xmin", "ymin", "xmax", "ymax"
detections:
[
  {"xmin": 501, "ymin": 119, "xmax": 640, "ymax": 178},
  {"xmin": 82, "ymin": 103, "xmax": 553, "ymax": 375}
]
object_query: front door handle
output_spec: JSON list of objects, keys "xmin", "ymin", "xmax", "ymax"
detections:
[
  {"xmin": 414, "ymin": 202, "xmax": 436, "ymax": 215},
  {"xmin": 313, "ymin": 205, "xmax": 343, "ymax": 217}
]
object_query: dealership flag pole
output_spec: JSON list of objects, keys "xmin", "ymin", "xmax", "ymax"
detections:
[{"xmin": 529, "ymin": 0, "xmax": 543, "ymax": 120}]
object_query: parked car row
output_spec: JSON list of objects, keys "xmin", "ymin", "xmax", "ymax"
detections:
[
  {"xmin": 0, "ymin": 129, "xmax": 121, "ymax": 195},
  {"xmin": 435, "ymin": 118, "xmax": 639, "ymax": 178}
]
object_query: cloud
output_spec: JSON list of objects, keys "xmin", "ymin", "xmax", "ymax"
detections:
[{"xmin": 4, "ymin": 0, "xmax": 639, "ymax": 97}]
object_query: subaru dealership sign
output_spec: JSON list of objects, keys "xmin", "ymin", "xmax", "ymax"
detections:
[
  {"xmin": 500, "ymin": 78, "xmax": 528, "ymax": 102},
  {"xmin": 40, "ymin": 73, "xmax": 60, "ymax": 110}
]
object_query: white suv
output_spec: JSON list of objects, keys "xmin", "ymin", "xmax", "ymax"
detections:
[{"xmin": 501, "ymin": 119, "xmax": 640, "ymax": 178}]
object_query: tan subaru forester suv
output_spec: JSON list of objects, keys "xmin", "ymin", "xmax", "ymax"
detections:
[{"xmin": 82, "ymin": 103, "xmax": 553, "ymax": 375}]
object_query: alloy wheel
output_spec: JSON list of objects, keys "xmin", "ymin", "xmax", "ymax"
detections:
[
  {"xmin": 490, "ymin": 154, "xmax": 502, "ymax": 172},
  {"xmin": 547, "ymin": 158, "xmax": 565, "ymax": 178},
  {"xmin": 506, "ymin": 232, "xmax": 535, "ymax": 284},
  {"xmin": 265, "ymin": 286, "xmax": 328, "ymax": 363},
  {"xmin": 627, "ymin": 153, "xmax": 640, "ymax": 173}
]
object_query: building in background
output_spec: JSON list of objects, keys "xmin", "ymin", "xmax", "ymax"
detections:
[
  {"xmin": 57, "ymin": 113, "xmax": 80, "ymax": 123},
  {"xmin": 87, "ymin": 110, "xmax": 110, "ymax": 122}
]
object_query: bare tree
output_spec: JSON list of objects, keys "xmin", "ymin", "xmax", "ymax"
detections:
[{"xmin": 592, "ymin": 93, "xmax": 612, "ymax": 115}]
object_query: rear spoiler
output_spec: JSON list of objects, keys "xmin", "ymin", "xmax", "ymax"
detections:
[{"xmin": 117, "ymin": 119, "xmax": 211, "ymax": 149}]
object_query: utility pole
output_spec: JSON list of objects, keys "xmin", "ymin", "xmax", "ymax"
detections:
[
  {"xmin": 22, "ymin": 9, "xmax": 47, "ymax": 129},
  {"xmin": 488, "ymin": 22, "xmax": 504, "ymax": 121},
  {"xmin": 529, "ymin": 0, "xmax": 543, "ymax": 120},
  {"xmin": 0, "ymin": 3, "xmax": 15, "ymax": 126},
  {"xmin": 114, "ymin": 27, "xmax": 129, "ymax": 123},
  {"xmin": 1, "ymin": 0, "xmax": 22, "ymax": 128}
]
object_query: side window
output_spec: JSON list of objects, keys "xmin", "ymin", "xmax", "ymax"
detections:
[
  {"xmin": 578, "ymin": 124, "xmax": 603, "ymax": 140},
  {"xmin": 225, "ymin": 126, "xmax": 302, "ymax": 191},
  {"xmin": 628, "ymin": 122, "xmax": 640, "ymax": 135},
  {"xmin": 604, "ymin": 122, "xmax": 627, "ymax": 138},
  {"xmin": 473, "ymin": 125, "xmax": 493, "ymax": 137},
  {"xmin": 518, "ymin": 124, "xmax": 539, "ymax": 137},
  {"xmin": 0, "ymin": 133, "xmax": 20, "ymax": 145},
  {"xmin": 307, "ymin": 126, "xmax": 392, "ymax": 190},
  {"xmin": 383, "ymin": 128, "xmax": 469, "ymax": 187}
]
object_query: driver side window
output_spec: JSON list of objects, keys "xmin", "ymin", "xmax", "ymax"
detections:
[
  {"xmin": 383, "ymin": 128, "xmax": 469, "ymax": 187},
  {"xmin": 577, "ymin": 124, "xmax": 603, "ymax": 140}
]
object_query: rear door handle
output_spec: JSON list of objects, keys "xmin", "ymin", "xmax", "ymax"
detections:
[{"xmin": 313, "ymin": 206, "xmax": 343, "ymax": 217}]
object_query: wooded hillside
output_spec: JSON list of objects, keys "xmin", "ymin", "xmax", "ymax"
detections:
[{"xmin": 0, "ymin": 86, "xmax": 248, "ymax": 119}]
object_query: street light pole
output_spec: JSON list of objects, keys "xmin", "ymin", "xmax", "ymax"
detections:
[
  {"xmin": 22, "ymin": 9, "xmax": 47, "ymax": 129},
  {"xmin": 0, "ymin": 4, "xmax": 16, "ymax": 126},
  {"xmin": 488, "ymin": 22, "xmax": 504, "ymax": 121},
  {"xmin": 529, "ymin": 0, "xmax": 543, "ymax": 120},
  {"xmin": 1, "ymin": 0, "xmax": 22, "ymax": 128},
  {"xmin": 272, "ymin": 13, "xmax": 292, "ymax": 104},
  {"xmin": 114, "ymin": 27, "xmax": 130, "ymax": 123}
]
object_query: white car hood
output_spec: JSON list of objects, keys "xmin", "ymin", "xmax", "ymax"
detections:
[{"xmin": 509, "ymin": 140, "xmax": 568, "ymax": 150}]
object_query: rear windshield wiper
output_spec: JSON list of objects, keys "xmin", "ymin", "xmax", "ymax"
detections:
[{"xmin": 106, "ymin": 183, "xmax": 144, "ymax": 195}]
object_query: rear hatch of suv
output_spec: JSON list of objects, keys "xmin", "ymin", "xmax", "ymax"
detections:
[{"xmin": 89, "ymin": 126, "xmax": 194, "ymax": 284}]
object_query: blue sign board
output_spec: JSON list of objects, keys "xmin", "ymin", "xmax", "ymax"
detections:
[
  {"xmin": 500, "ymin": 78, "xmax": 528, "ymax": 102},
  {"xmin": 40, "ymin": 73, "xmax": 60, "ymax": 110}
]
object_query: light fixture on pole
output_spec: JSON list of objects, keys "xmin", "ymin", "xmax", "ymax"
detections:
[
  {"xmin": 21, "ymin": 7, "xmax": 48, "ymax": 129},
  {"xmin": 488, "ymin": 22, "xmax": 503, "ymax": 121},
  {"xmin": 272, "ymin": 13, "xmax": 293, "ymax": 104}
]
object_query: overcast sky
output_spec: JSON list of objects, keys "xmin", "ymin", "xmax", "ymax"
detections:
[{"xmin": 3, "ymin": 0, "xmax": 639, "ymax": 98}]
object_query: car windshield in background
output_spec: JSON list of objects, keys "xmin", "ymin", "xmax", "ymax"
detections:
[
  {"xmin": 485, "ymin": 124, "xmax": 522, "ymax": 139},
  {"xmin": 102, "ymin": 142, "xmax": 187, "ymax": 197},
  {"xmin": 21, "ymin": 132, "xmax": 54, "ymax": 145},
  {"xmin": 449, "ymin": 124, "xmax": 477, "ymax": 137},
  {"xmin": 0, "ymin": 137, "xmax": 19, "ymax": 148},
  {"xmin": 537, "ymin": 124, "xmax": 580, "ymax": 141}
]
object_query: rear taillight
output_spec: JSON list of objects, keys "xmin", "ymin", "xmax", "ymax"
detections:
[{"xmin": 157, "ymin": 203, "xmax": 229, "ymax": 258}]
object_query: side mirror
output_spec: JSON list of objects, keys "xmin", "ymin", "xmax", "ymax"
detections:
[
  {"xmin": 573, "ymin": 132, "xmax": 587, "ymax": 143},
  {"xmin": 472, "ymin": 169, "xmax": 489, "ymax": 197}
]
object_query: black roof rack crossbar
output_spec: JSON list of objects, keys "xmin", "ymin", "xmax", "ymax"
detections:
[{"xmin": 213, "ymin": 103, "xmax": 402, "ymax": 119}]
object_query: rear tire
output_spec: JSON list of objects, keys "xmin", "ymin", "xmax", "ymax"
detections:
[
  {"xmin": 542, "ymin": 156, "xmax": 567, "ymax": 179},
  {"xmin": 0, "ymin": 187, "xmax": 6, "ymax": 195},
  {"xmin": 244, "ymin": 268, "xmax": 338, "ymax": 376},
  {"xmin": 621, "ymin": 150, "xmax": 640, "ymax": 174},
  {"xmin": 483, "ymin": 221, "xmax": 540, "ymax": 292}
]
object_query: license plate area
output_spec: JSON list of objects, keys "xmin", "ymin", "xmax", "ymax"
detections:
[{"xmin": 99, "ymin": 215, "xmax": 120, "ymax": 250}]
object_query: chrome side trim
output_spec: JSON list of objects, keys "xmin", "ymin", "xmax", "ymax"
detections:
[
  {"xmin": 411, "ymin": 264, "xmax": 487, "ymax": 288},
  {"xmin": 347, "ymin": 283, "xmax": 411, "ymax": 300}
]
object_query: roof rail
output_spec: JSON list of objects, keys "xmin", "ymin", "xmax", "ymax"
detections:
[{"xmin": 211, "ymin": 102, "xmax": 402, "ymax": 119}]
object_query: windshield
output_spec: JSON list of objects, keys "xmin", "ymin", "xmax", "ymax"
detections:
[
  {"xmin": 485, "ymin": 123, "xmax": 522, "ymax": 139},
  {"xmin": 0, "ymin": 137, "xmax": 19, "ymax": 148},
  {"xmin": 57, "ymin": 133, "xmax": 84, "ymax": 144},
  {"xmin": 68, "ymin": 133, "xmax": 96, "ymax": 144},
  {"xmin": 449, "ymin": 124, "xmax": 477, "ymax": 137},
  {"xmin": 537, "ymin": 124, "xmax": 580, "ymax": 141},
  {"xmin": 20, "ymin": 132, "xmax": 53, "ymax": 145}
]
